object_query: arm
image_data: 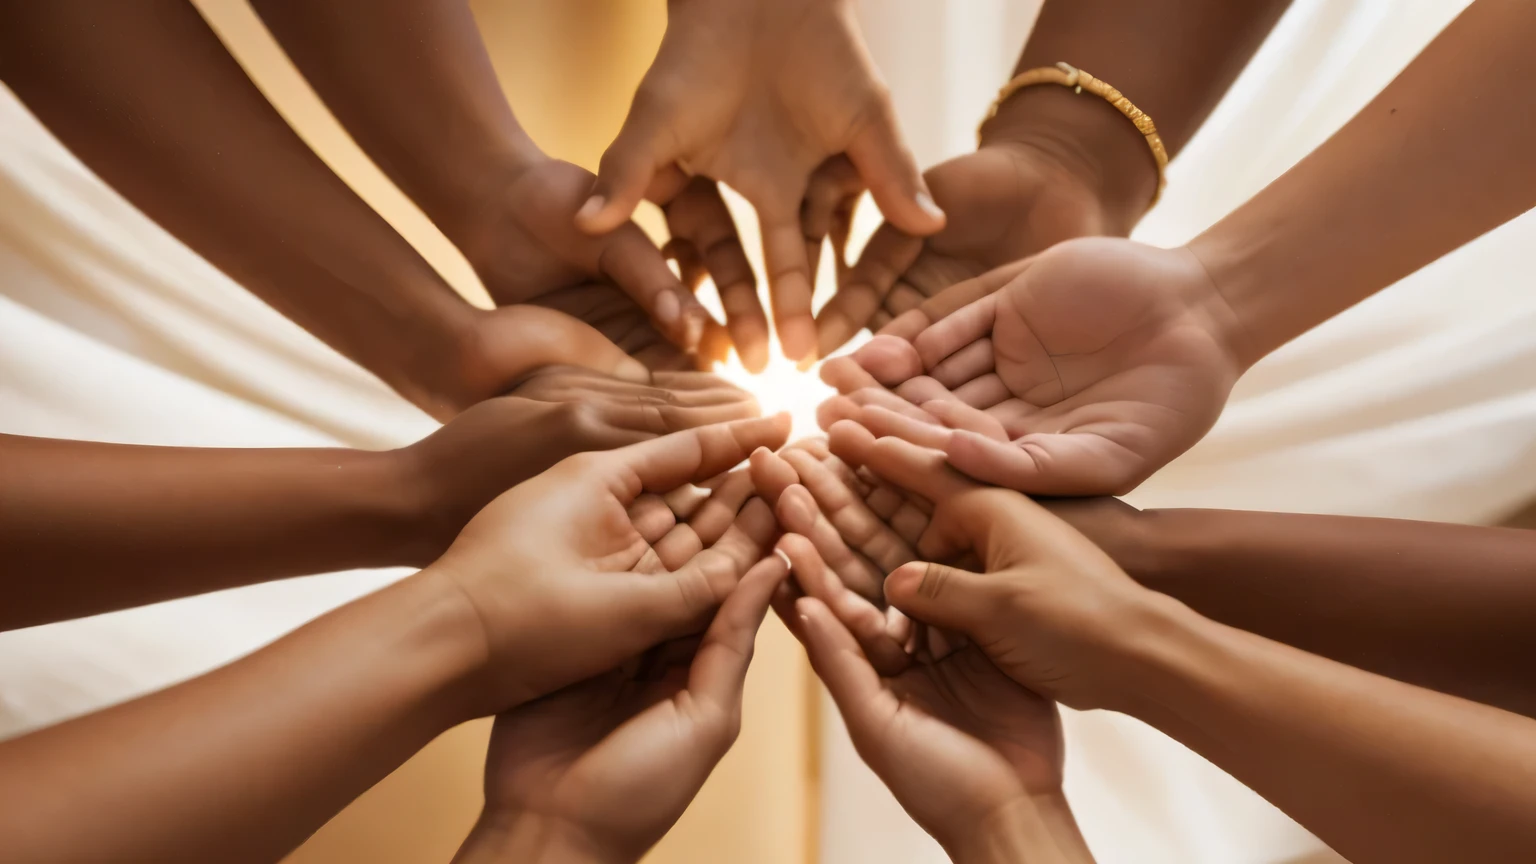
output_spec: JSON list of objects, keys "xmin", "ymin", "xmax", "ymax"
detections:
[
  {"xmin": 0, "ymin": 569, "xmax": 482, "ymax": 864},
  {"xmin": 248, "ymin": 0, "xmax": 707, "ymax": 351},
  {"xmin": 0, "ymin": 0, "xmax": 639, "ymax": 419},
  {"xmin": 1192, "ymin": 0, "xmax": 1536, "ymax": 366},
  {"xmin": 1119, "ymin": 597, "xmax": 1536, "ymax": 864},
  {"xmin": 1052, "ymin": 501, "xmax": 1536, "ymax": 717},
  {"xmin": 0, "ymin": 369, "xmax": 757, "ymax": 631},
  {"xmin": 812, "ymin": 0, "xmax": 1291, "ymax": 353}
]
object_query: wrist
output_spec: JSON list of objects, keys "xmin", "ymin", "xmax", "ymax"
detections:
[
  {"xmin": 1096, "ymin": 589, "xmax": 1217, "ymax": 718},
  {"xmin": 401, "ymin": 565, "xmax": 497, "ymax": 724},
  {"xmin": 944, "ymin": 794, "xmax": 1090, "ymax": 864},
  {"xmin": 981, "ymin": 83, "xmax": 1159, "ymax": 234},
  {"xmin": 1185, "ymin": 226, "xmax": 1288, "ymax": 369},
  {"xmin": 458, "ymin": 812, "xmax": 633, "ymax": 864}
]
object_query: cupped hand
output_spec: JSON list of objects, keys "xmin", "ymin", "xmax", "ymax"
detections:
[
  {"xmin": 429, "ymin": 414, "xmax": 790, "ymax": 713},
  {"xmin": 823, "ymin": 238, "xmax": 1246, "ymax": 495},
  {"xmin": 810, "ymin": 142, "xmax": 1114, "ymax": 356},
  {"xmin": 461, "ymin": 156, "xmax": 710, "ymax": 353},
  {"xmin": 823, "ymin": 421, "xmax": 1161, "ymax": 711},
  {"xmin": 396, "ymin": 366, "xmax": 760, "ymax": 563},
  {"xmin": 793, "ymin": 589, "xmax": 1064, "ymax": 856},
  {"xmin": 455, "ymin": 553, "xmax": 789, "ymax": 864},
  {"xmin": 577, "ymin": 0, "xmax": 944, "ymax": 364}
]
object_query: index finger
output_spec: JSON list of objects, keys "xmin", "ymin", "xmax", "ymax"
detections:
[{"xmin": 608, "ymin": 414, "xmax": 792, "ymax": 500}]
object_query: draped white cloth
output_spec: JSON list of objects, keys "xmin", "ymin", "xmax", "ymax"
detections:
[{"xmin": 1, "ymin": 0, "xmax": 1531, "ymax": 862}]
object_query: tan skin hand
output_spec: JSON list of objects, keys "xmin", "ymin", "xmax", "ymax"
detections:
[
  {"xmin": 397, "ymin": 366, "xmax": 761, "ymax": 564},
  {"xmin": 430, "ymin": 414, "xmax": 790, "ymax": 715},
  {"xmin": 822, "ymin": 238, "xmax": 1246, "ymax": 496},
  {"xmin": 579, "ymin": 0, "xmax": 943, "ymax": 364},
  {"xmin": 456, "ymin": 555, "xmax": 788, "ymax": 864}
]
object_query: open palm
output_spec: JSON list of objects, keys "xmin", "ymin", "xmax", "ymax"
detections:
[{"xmin": 849, "ymin": 238, "xmax": 1244, "ymax": 495}]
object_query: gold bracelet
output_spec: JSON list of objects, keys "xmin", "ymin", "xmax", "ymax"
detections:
[{"xmin": 978, "ymin": 62, "xmax": 1168, "ymax": 208}]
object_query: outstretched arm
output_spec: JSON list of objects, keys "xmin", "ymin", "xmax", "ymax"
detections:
[
  {"xmin": 1050, "ymin": 500, "xmax": 1536, "ymax": 717},
  {"xmin": 0, "ymin": 0, "xmax": 639, "ymax": 419},
  {"xmin": 248, "ymin": 0, "xmax": 708, "ymax": 349},
  {"xmin": 1193, "ymin": 0, "xmax": 1536, "ymax": 365}
]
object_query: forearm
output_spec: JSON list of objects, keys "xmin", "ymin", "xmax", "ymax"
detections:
[
  {"xmin": 250, "ymin": 0, "xmax": 541, "ymax": 252},
  {"xmin": 1120, "ymin": 597, "xmax": 1536, "ymax": 864},
  {"xmin": 0, "ymin": 0, "xmax": 480, "ymax": 416},
  {"xmin": 985, "ymin": 0, "xmax": 1292, "ymax": 225},
  {"xmin": 1191, "ymin": 0, "xmax": 1536, "ymax": 365},
  {"xmin": 0, "ymin": 434, "xmax": 428, "ymax": 631},
  {"xmin": 0, "ymin": 570, "xmax": 481, "ymax": 864},
  {"xmin": 1124, "ymin": 508, "xmax": 1536, "ymax": 716},
  {"xmin": 452, "ymin": 814, "xmax": 627, "ymax": 864}
]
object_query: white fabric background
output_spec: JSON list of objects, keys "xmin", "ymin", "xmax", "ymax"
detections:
[{"xmin": 1, "ymin": 0, "xmax": 1532, "ymax": 862}]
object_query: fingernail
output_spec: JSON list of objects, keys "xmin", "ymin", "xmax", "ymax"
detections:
[
  {"xmin": 796, "ymin": 350, "xmax": 819, "ymax": 373},
  {"xmin": 742, "ymin": 341, "xmax": 769, "ymax": 375},
  {"xmin": 577, "ymin": 195, "xmax": 605, "ymax": 222},
  {"xmin": 915, "ymin": 191, "xmax": 945, "ymax": 222},
  {"xmin": 655, "ymin": 291, "xmax": 681, "ymax": 326},
  {"xmin": 774, "ymin": 548, "xmax": 793, "ymax": 569}
]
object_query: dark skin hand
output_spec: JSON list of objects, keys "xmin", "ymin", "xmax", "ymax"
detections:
[
  {"xmin": 249, "ymin": 0, "xmax": 712, "ymax": 354},
  {"xmin": 0, "ymin": 367, "xmax": 757, "ymax": 632},
  {"xmin": 0, "ymin": 0, "xmax": 649, "ymax": 420},
  {"xmin": 809, "ymin": 0, "xmax": 1294, "ymax": 356}
]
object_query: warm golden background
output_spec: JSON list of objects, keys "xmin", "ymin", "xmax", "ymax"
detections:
[{"xmin": 186, "ymin": 2, "xmax": 815, "ymax": 862}]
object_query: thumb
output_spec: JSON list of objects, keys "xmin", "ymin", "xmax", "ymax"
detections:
[
  {"xmin": 479, "ymin": 306, "xmax": 650, "ymax": 389},
  {"xmin": 844, "ymin": 93, "xmax": 945, "ymax": 238},
  {"xmin": 883, "ymin": 560, "xmax": 995, "ymax": 635},
  {"xmin": 577, "ymin": 94, "xmax": 679, "ymax": 235}
]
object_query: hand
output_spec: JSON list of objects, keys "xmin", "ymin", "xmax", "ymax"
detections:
[
  {"xmin": 577, "ymin": 0, "xmax": 945, "ymax": 364},
  {"xmin": 460, "ymin": 155, "xmax": 710, "ymax": 353},
  {"xmin": 428, "ymin": 414, "xmax": 790, "ymax": 713},
  {"xmin": 789, "ymin": 571, "xmax": 1077, "ymax": 861},
  {"xmin": 822, "ymin": 421, "xmax": 1163, "ymax": 711},
  {"xmin": 810, "ymin": 142, "xmax": 1113, "ymax": 356},
  {"xmin": 394, "ymin": 366, "xmax": 760, "ymax": 564},
  {"xmin": 822, "ymin": 238, "xmax": 1246, "ymax": 495},
  {"xmin": 453, "ymin": 554, "xmax": 788, "ymax": 864},
  {"xmin": 656, "ymin": 177, "xmax": 769, "ymax": 372}
]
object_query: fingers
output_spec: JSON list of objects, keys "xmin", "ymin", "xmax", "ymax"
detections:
[
  {"xmin": 882, "ymin": 561, "xmax": 994, "ymax": 636},
  {"xmin": 857, "ymin": 434, "xmax": 977, "ymax": 505},
  {"xmin": 577, "ymin": 87, "xmax": 678, "ymax": 235},
  {"xmin": 945, "ymin": 429, "xmax": 1141, "ymax": 497},
  {"xmin": 774, "ymin": 484, "xmax": 883, "ymax": 601},
  {"xmin": 658, "ymin": 496, "xmax": 779, "ymax": 632},
  {"xmin": 848, "ymin": 403, "xmax": 953, "ymax": 452},
  {"xmin": 607, "ymin": 414, "xmax": 792, "ymax": 500},
  {"xmin": 685, "ymin": 469, "xmax": 759, "ymax": 548},
  {"xmin": 780, "ymin": 448, "xmax": 916, "ymax": 576},
  {"xmin": 759, "ymin": 205, "xmax": 819, "ymax": 364},
  {"xmin": 602, "ymin": 397, "xmax": 763, "ymax": 438},
  {"xmin": 851, "ymin": 335, "xmax": 925, "ymax": 387},
  {"xmin": 843, "ymin": 92, "xmax": 944, "ymax": 238},
  {"xmin": 819, "ymin": 355, "xmax": 888, "ymax": 395},
  {"xmin": 778, "ymin": 534, "xmax": 910, "ymax": 675},
  {"xmin": 796, "ymin": 597, "xmax": 898, "ymax": 739},
  {"xmin": 597, "ymin": 224, "xmax": 710, "ymax": 353},
  {"xmin": 815, "ymin": 224, "xmax": 924, "ymax": 358},
  {"xmin": 665, "ymin": 179, "xmax": 769, "ymax": 372},
  {"xmin": 688, "ymin": 554, "xmax": 789, "ymax": 709},
  {"xmin": 912, "ymin": 293, "xmax": 999, "ymax": 371},
  {"xmin": 481, "ymin": 306, "xmax": 650, "ymax": 391},
  {"xmin": 877, "ymin": 257, "xmax": 1031, "ymax": 343}
]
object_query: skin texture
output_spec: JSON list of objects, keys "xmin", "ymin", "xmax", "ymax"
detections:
[
  {"xmin": 0, "ymin": 367, "xmax": 757, "ymax": 632},
  {"xmin": 452, "ymin": 554, "xmax": 790, "ymax": 864},
  {"xmin": 824, "ymin": 0, "xmax": 1536, "ymax": 496},
  {"xmin": 809, "ymin": 0, "xmax": 1293, "ymax": 356},
  {"xmin": 820, "ymin": 428, "xmax": 1536, "ymax": 864},
  {"xmin": 0, "ymin": 418, "xmax": 788, "ymax": 864},
  {"xmin": 248, "ymin": 0, "xmax": 710, "ymax": 355},
  {"xmin": 0, "ymin": 0, "xmax": 648, "ymax": 420},
  {"xmin": 578, "ymin": 0, "xmax": 945, "ymax": 365}
]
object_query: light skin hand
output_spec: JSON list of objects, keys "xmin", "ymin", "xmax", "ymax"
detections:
[
  {"xmin": 430, "ymin": 413, "xmax": 791, "ymax": 714},
  {"xmin": 577, "ymin": 0, "xmax": 944, "ymax": 364},
  {"xmin": 451, "ymin": 554, "xmax": 790, "ymax": 864},
  {"xmin": 821, "ymin": 238, "xmax": 1246, "ymax": 496}
]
